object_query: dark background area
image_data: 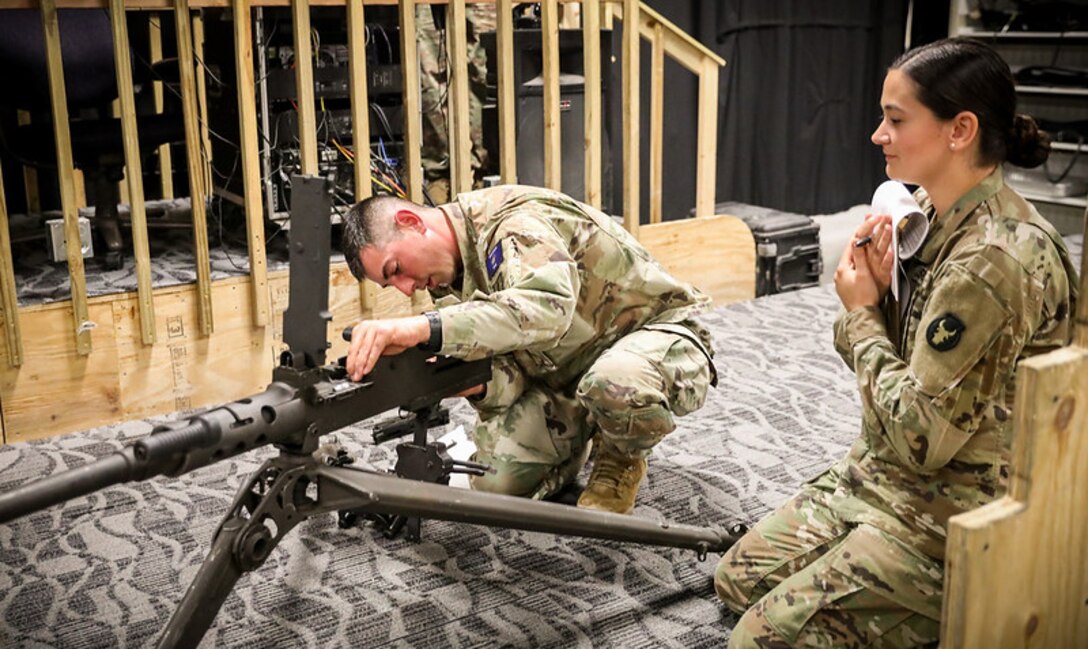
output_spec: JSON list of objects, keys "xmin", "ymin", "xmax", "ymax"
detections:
[{"xmin": 640, "ymin": 0, "xmax": 939, "ymax": 221}]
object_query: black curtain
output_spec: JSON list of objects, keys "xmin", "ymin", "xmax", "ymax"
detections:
[{"xmin": 644, "ymin": 0, "xmax": 908, "ymax": 219}]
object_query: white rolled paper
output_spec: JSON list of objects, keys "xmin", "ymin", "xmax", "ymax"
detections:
[{"xmin": 871, "ymin": 180, "xmax": 929, "ymax": 300}]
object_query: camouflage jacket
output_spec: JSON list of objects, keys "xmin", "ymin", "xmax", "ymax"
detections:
[
  {"xmin": 430, "ymin": 185, "xmax": 713, "ymax": 390},
  {"xmin": 831, "ymin": 167, "xmax": 1079, "ymax": 559}
]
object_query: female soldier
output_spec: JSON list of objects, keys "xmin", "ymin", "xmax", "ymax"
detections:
[{"xmin": 714, "ymin": 38, "xmax": 1079, "ymax": 648}]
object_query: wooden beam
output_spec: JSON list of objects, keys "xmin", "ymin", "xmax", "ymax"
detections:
[
  {"xmin": 694, "ymin": 58, "xmax": 719, "ymax": 218},
  {"xmin": 447, "ymin": 0, "xmax": 472, "ymax": 197},
  {"xmin": 6, "ymin": 0, "xmax": 593, "ymax": 7},
  {"xmin": 943, "ymin": 345, "xmax": 1088, "ymax": 647},
  {"xmin": 41, "ymin": 0, "xmax": 93, "ymax": 355},
  {"xmin": 347, "ymin": 0, "xmax": 372, "ymax": 202},
  {"xmin": 634, "ymin": 2, "xmax": 724, "ymax": 73},
  {"xmin": 111, "ymin": 100, "xmax": 132, "ymax": 205},
  {"xmin": 602, "ymin": 1, "xmax": 614, "ymax": 30},
  {"xmin": 398, "ymin": 0, "xmax": 423, "ymax": 202},
  {"xmin": 149, "ymin": 14, "xmax": 175, "ymax": 198},
  {"xmin": 176, "ymin": 0, "xmax": 215, "ymax": 334},
  {"xmin": 347, "ymin": 0, "xmax": 378, "ymax": 316},
  {"xmin": 193, "ymin": 11, "xmax": 214, "ymax": 190},
  {"xmin": 648, "ymin": 21, "xmax": 663, "ymax": 224},
  {"xmin": 1077, "ymin": 208, "xmax": 1087, "ymax": 349},
  {"xmin": 110, "ymin": 0, "xmax": 157, "ymax": 345},
  {"xmin": 291, "ymin": 0, "xmax": 318, "ymax": 174},
  {"xmin": 17, "ymin": 111, "xmax": 42, "ymax": 215},
  {"xmin": 233, "ymin": 0, "xmax": 270, "ymax": 326},
  {"xmin": 496, "ymin": 0, "xmax": 517, "ymax": 184},
  {"xmin": 621, "ymin": 0, "xmax": 639, "ymax": 237},
  {"xmin": 0, "ymin": 163, "xmax": 23, "ymax": 367},
  {"xmin": 541, "ymin": 0, "xmax": 561, "ymax": 191},
  {"xmin": 582, "ymin": 0, "xmax": 601, "ymax": 209}
]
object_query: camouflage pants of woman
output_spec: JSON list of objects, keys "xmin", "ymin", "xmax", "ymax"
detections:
[
  {"xmin": 468, "ymin": 328, "xmax": 712, "ymax": 499},
  {"xmin": 715, "ymin": 469, "xmax": 942, "ymax": 648}
]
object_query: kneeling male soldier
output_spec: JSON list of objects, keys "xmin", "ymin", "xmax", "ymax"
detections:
[{"xmin": 341, "ymin": 185, "xmax": 717, "ymax": 514}]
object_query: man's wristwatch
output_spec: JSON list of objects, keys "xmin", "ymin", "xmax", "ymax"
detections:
[{"xmin": 418, "ymin": 310, "xmax": 443, "ymax": 353}]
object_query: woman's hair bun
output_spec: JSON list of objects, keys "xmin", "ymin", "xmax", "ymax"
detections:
[{"xmin": 1006, "ymin": 113, "xmax": 1050, "ymax": 168}]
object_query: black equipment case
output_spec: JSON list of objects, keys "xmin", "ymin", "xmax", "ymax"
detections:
[{"xmin": 708, "ymin": 202, "xmax": 823, "ymax": 297}]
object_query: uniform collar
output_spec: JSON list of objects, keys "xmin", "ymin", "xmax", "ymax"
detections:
[
  {"xmin": 916, "ymin": 166, "xmax": 1004, "ymax": 265},
  {"xmin": 436, "ymin": 201, "xmax": 485, "ymax": 298}
]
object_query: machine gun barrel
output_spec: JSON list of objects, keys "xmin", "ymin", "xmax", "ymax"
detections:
[{"xmin": 0, "ymin": 448, "xmax": 138, "ymax": 524}]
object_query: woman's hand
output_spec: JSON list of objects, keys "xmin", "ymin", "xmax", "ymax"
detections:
[
  {"xmin": 862, "ymin": 214, "xmax": 894, "ymax": 298},
  {"xmin": 835, "ymin": 217, "xmax": 888, "ymax": 311}
]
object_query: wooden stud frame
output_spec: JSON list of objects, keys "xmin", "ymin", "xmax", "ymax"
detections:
[
  {"xmin": 110, "ymin": 0, "xmax": 157, "ymax": 344},
  {"xmin": 496, "ymin": 0, "xmax": 517, "ymax": 184},
  {"xmin": 621, "ymin": 0, "xmax": 639, "ymax": 236},
  {"xmin": 16, "ymin": 112, "xmax": 41, "ymax": 216},
  {"xmin": 176, "ymin": 0, "xmax": 215, "ymax": 334},
  {"xmin": 582, "ymin": 0, "xmax": 602, "ymax": 209},
  {"xmin": 149, "ymin": 14, "xmax": 175, "ymax": 199},
  {"xmin": 233, "ymin": 0, "xmax": 271, "ymax": 326},
  {"xmin": 398, "ymin": 0, "xmax": 423, "ymax": 203},
  {"xmin": 347, "ymin": 0, "xmax": 378, "ymax": 317},
  {"xmin": 292, "ymin": 0, "xmax": 319, "ymax": 175},
  {"xmin": 542, "ymin": 0, "xmax": 561, "ymax": 191},
  {"xmin": 193, "ymin": 11, "xmax": 214, "ymax": 192},
  {"xmin": 346, "ymin": 0, "xmax": 371, "ymax": 203},
  {"xmin": 648, "ymin": 22, "xmax": 663, "ymax": 224},
  {"xmin": 694, "ymin": 58, "xmax": 719, "ymax": 218},
  {"xmin": 446, "ymin": 0, "xmax": 472, "ymax": 197},
  {"xmin": 41, "ymin": 0, "xmax": 93, "ymax": 355},
  {"xmin": 0, "ymin": 163, "xmax": 22, "ymax": 367}
]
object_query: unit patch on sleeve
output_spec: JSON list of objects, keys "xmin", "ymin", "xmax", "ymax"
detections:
[
  {"xmin": 486, "ymin": 242, "xmax": 504, "ymax": 279},
  {"xmin": 926, "ymin": 313, "xmax": 966, "ymax": 351}
]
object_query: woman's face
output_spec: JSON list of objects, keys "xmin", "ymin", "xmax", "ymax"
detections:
[{"xmin": 871, "ymin": 69, "xmax": 954, "ymax": 187}]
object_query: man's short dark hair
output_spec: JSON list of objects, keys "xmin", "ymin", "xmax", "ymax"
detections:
[{"xmin": 340, "ymin": 195, "xmax": 414, "ymax": 280}]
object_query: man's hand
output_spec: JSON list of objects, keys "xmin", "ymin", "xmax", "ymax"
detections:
[{"xmin": 345, "ymin": 315, "xmax": 431, "ymax": 381}]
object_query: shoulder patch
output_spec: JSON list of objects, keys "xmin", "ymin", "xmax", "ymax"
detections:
[
  {"xmin": 926, "ymin": 313, "xmax": 966, "ymax": 351},
  {"xmin": 486, "ymin": 242, "xmax": 504, "ymax": 279}
]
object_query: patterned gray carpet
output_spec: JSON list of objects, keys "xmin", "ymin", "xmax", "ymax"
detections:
[{"xmin": 0, "ymin": 234, "xmax": 1081, "ymax": 648}]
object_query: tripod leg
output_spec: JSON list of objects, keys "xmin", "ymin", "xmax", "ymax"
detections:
[
  {"xmin": 157, "ymin": 458, "xmax": 321, "ymax": 648},
  {"xmin": 157, "ymin": 516, "xmax": 248, "ymax": 648}
]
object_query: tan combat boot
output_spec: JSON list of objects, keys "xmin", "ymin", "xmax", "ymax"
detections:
[{"xmin": 576, "ymin": 447, "xmax": 647, "ymax": 515}]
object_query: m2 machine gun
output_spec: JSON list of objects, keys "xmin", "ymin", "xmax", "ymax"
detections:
[{"xmin": 0, "ymin": 176, "xmax": 745, "ymax": 648}]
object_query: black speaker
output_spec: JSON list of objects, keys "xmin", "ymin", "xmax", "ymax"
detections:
[{"xmin": 481, "ymin": 29, "xmax": 620, "ymax": 214}]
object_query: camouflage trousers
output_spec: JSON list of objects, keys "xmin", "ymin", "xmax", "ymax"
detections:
[
  {"xmin": 417, "ymin": 4, "xmax": 496, "ymax": 187},
  {"xmin": 468, "ymin": 328, "xmax": 713, "ymax": 499},
  {"xmin": 714, "ymin": 469, "xmax": 942, "ymax": 648}
]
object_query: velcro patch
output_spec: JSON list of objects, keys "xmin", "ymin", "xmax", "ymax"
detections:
[
  {"xmin": 486, "ymin": 242, "xmax": 504, "ymax": 279},
  {"xmin": 926, "ymin": 313, "xmax": 965, "ymax": 351}
]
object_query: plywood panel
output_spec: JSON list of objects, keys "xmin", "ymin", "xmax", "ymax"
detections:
[
  {"xmin": 943, "ymin": 346, "xmax": 1088, "ymax": 648},
  {"xmin": 114, "ymin": 278, "xmax": 271, "ymax": 422},
  {"xmin": 638, "ymin": 215, "xmax": 756, "ymax": 306},
  {"xmin": 0, "ymin": 302, "xmax": 121, "ymax": 443}
]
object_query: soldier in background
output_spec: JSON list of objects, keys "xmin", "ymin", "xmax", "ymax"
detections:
[
  {"xmin": 715, "ymin": 38, "xmax": 1078, "ymax": 647},
  {"xmin": 339, "ymin": 185, "xmax": 717, "ymax": 514},
  {"xmin": 417, "ymin": 4, "xmax": 496, "ymax": 203}
]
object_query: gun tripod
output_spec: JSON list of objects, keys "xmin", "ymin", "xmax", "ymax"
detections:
[
  {"xmin": 335, "ymin": 403, "xmax": 492, "ymax": 541},
  {"xmin": 157, "ymin": 402, "xmax": 745, "ymax": 648}
]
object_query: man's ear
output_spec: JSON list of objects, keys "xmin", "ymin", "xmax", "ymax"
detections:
[{"xmin": 393, "ymin": 209, "xmax": 426, "ymax": 234}]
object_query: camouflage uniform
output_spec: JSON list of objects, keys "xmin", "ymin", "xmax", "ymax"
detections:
[
  {"xmin": 417, "ymin": 4, "xmax": 496, "ymax": 196},
  {"xmin": 715, "ymin": 168, "xmax": 1078, "ymax": 648},
  {"xmin": 428, "ymin": 185, "xmax": 717, "ymax": 499}
]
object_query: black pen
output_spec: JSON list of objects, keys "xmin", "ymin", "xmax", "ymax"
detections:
[{"xmin": 854, "ymin": 235, "xmax": 873, "ymax": 248}]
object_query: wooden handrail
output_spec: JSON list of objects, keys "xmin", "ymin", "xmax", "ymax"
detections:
[{"xmin": 613, "ymin": 1, "xmax": 725, "ymax": 221}]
